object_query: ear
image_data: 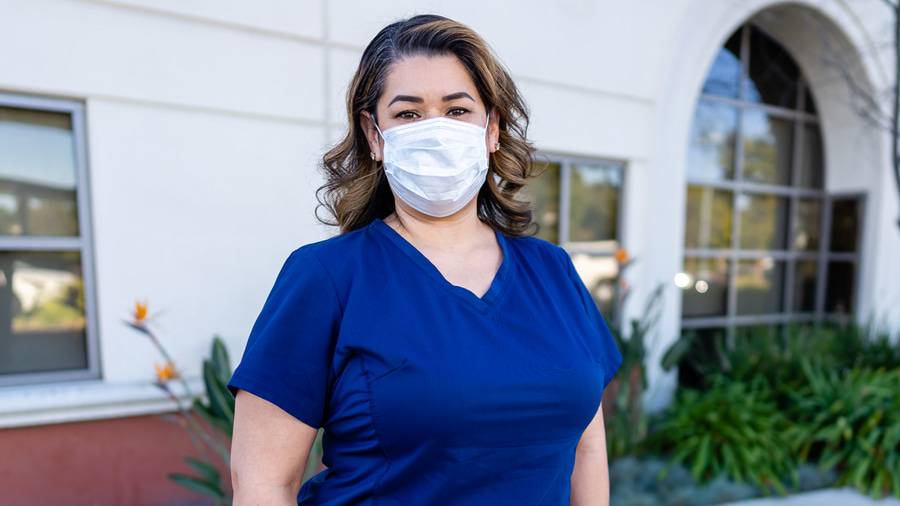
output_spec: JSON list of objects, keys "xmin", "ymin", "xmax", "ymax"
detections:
[{"xmin": 359, "ymin": 110, "xmax": 383, "ymax": 161}]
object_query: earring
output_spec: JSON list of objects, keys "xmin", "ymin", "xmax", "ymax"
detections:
[
  {"xmin": 494, "ymin": 142, "xmax": 501, "ymax": 151},
  {"xmin": 370, "ymin": 151, "xmax": 375, "ymax": 160}
]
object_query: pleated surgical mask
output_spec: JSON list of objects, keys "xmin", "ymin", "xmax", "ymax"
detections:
[{"xmin": 374, "ymin": 112, "xmax": 490, "ymax": 218}]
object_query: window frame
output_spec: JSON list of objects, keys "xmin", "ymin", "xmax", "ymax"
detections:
[
  {"xmin": 681, "ymin": 23, "xmax": 862, "ymax": 337},
  {"xmin": 530, "ymin": 150, "xmax": 628, "ymax": 330},
  {"xmin": 818, "ymin": 191, "xmax": 866, "ymax": 325},
  {"xmin": 0, "ymin": 91, "xmax": 101, "ymax": 387},
  {"xmin": 533, "ymin": 150, "xmax": 628, "ymax": 256}
]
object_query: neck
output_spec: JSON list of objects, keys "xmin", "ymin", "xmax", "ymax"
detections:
[{"xmin": 386, "ymin": 202, "xmax": 490, "ymax": 253}]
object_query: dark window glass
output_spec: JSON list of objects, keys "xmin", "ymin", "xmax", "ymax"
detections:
[
  {"xmin": 829, "ymin": 198, "xmax": 860, "ymax": 253},
  {"xmin": 681, "ymin": 257, "xmax": 730, "ymax": 318},
  {"xmin": 676, "ymin": 326, "xmax": 729, "ymax": 389},
  {"xmin": 702, "ymin": 31, "xmax": 742, "ymax": 98},
  {"xmin": 687, "ymin": 100, "xmax": 738, "ymax": 181},
  {"xmin": 685, "ymin": 185, "xmax": 733, "ymax": 249},
  {"xmin": 0, "ymin": 107, "xmax": 80, "ymax": 237},
  {"xmin": 569, "ymin": 161, "xmax": 621, "ymax": 245},
  {"xmin": 798, "ymin": 123, "xmax": 824, "ymax": 189},
  {"xmin": 522, "ymin": 160, "xmax": 561, "ymax": 243},
  {"xmin": 825, "ymin": 261, "xmax": 855, "ymax": 314},
  {"xmin": 738, "ymin": 192, "xmax": 789, "ymax": 250},
  {"xmin": 741, "ymin": 109, "xmax": 793, "ymax": 186},
  {"xmin": 793, "ymin": 198, "xmax": 821, "ymax": 251},
  {"xmin": 792, "ymin": 260, "xmax": 818, "ymax": 312},
  {"xmin": 744, "ymin": 25, "xmax": 799, "ymax": 109},
  {"xmin": 0, "ymin": 251, "xmax": 87, "ymax": 375},
  {"xmin": 736, "ymin": 258, "xmax": 784, "ymax": 315},
  {"xmin": 804, "ymin": 86, "xmax": 818, "ymax": 115}
]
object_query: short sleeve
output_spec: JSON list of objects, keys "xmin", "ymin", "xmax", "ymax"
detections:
[
  {"xmin": 227, "ymin": 245, "xmax": 342, "ymax": 429},
  {"xmin": 555, "ymin": 245, "xmax": 623, "ymax": 391}
]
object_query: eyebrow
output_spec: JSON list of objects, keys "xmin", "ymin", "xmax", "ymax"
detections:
[{"xmin": 387, "ymin": 91, "xmax": 475, "ymax": 107}]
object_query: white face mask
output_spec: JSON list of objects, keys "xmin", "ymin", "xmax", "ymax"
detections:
[{"xmin": 374, "ymin": 112, "xmax": 491, "ymax": 218}]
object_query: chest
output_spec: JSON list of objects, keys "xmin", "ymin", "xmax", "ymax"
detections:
[
  {"xmin": 414, "ymin": 245, "xmax": 503, "ymax": 301},
  {"xmin": 328, "ymin": 271, "xmax": 605, "ymax": 458}
]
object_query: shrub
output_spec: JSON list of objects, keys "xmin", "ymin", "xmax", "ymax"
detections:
[
  {"xmin": 787, "ymin": 360, "xmax": 900, "ymax": 499},
  {"xmin": 604, "ymin": 283, "xmax": 665, "ymax": 461},
  {"xmin": 647, "ymin": 376, "xmax": 797, "ymax": 494}
]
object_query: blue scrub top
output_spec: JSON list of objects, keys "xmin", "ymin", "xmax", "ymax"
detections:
[{"xmin": 227, "ymin": 217, "xmax": 623, "ymax": 505}]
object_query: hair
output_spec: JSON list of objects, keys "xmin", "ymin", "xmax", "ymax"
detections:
[{"xmin": 314, "ymin": 13, "xmax": 543, "ymax": 236}]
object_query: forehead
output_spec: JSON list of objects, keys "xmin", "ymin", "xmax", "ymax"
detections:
[{"xmin": 381, "ymin": 53, "xmax": 480, "ymax": 104}]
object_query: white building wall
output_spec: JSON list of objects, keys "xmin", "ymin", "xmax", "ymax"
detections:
[{"xmin": 0, "ymin": 0, "xmax": 895, "ymax": 426}]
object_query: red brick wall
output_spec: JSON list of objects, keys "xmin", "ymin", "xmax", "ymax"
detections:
[{"xmin": 0, "ymin": 413, "xmax": 232, "ymax": 505}]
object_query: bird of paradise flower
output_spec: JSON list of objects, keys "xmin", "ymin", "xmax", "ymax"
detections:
[{"xmin": 123, "ymin": 298, "xmax": 233, "ymax": 505}]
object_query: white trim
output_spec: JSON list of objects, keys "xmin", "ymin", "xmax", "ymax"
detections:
[{"xmin": 0, "ymin": 376, "xmax": 205, "ymax": 429}]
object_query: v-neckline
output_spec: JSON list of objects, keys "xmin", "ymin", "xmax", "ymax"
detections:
[{"xmin": 371, "ymin": 217, "xmax": 513, "ymax": 314}]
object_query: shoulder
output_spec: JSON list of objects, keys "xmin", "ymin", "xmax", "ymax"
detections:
[
  {"xmin": 280, "ymin": 221, "xmax": 376, "ymax": 296},
  {"xmin": 287, "ymin": 221, "xmax": 370, "ymax": 265},
  {"xmin": 503, "ymin": 232, "xmax": 570, "ymax": 271}
]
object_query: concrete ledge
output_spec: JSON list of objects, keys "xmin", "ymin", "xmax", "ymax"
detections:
[
  {"xmin": 0, "ymin": 376, "xmax": 205, "ymax": 428},
  {"xmin": 723, "ymin": 488, "xmax": 900, "ymax": 506}
]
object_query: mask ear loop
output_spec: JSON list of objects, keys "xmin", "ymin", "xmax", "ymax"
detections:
[
  {"xmin": 371, "ymin": 111, "xmax": 385, "ymax": 140},
  {"xmin": 485, "ymin": 111, "xmax": 495, "ymax": 154},
  {"xmin": 368, "ymin": 110, "xmax": 385, "ymax": 169}
]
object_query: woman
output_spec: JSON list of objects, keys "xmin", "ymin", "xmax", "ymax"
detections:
[{"xmin": 228, "ymin": 13, "xmax": 623, "ymax": 506}]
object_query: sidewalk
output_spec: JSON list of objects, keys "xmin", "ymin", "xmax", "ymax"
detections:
[{"xmin": 723, "ymin": 488, "xmax": 900, "ymax": 506}]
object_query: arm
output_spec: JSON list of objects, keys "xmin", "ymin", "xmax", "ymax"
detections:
[
  {"xmin": 570, "ymin": 401, "xmax": 611, "ymax": 506},
  {"xmin": 231, "ymin": 389, "xmax": 319, "ymax": 505},
  {"xmin": 227, "ymin": 246, "xmax": 341, "ymax": 505}
]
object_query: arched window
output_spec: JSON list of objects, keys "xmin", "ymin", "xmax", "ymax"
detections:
[{"xmin": 680, "ymin": 23, "xmax": 862, "ymax": 338}]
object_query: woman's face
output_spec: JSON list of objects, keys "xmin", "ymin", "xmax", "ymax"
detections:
[{"xmin": 361, "ymin": 53, "xmax": 499, "ymax": 163}]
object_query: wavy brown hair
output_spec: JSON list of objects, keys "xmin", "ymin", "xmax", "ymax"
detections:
[{"xmin": 314, "ymin": 13, "xmax": 543, "ymax": 236}]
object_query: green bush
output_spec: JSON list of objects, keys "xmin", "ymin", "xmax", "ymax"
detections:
[
  {"xmin": 604, "ymin": 283, "xmax": 665, "ymax": 461},
  {"xmin": 657, "ymin": 320, "xmax": 900, "ymax": 498},
  {"xmin": 167, "ymin": 336, "xmax": 235, "ymax": 504},
  {"xmin": 663, "ymin": 321, "xmax": 899, "ymax": 391},
  {"xmin": 647, "ymin": 376, "xmax": 797, "ymax": 493},
  {"xmin": 787, "ymin": 360, "xmax": 900, "ymax": 499}
]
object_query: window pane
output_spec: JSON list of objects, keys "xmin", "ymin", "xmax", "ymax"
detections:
[
  {"xmin": 523, "ymin": 160, "xmax": 561, "ymax": 243},
  {"xmin": 737, "ymin": 192, "xmax": 788, "ymax": 250},
  {"xmin": 744, "ymin": 25, "xmax": 799, "ymax": 109},
  {"xmin": 793, "ymin": 260, "xmax": 818, "ymax": 312},
  {"xmin": 741, "ymin": 109, "xmax": 793, "ymax": 186},
  {"xmin": 804, "ymin": 86, "xmax": 818, "ymax": 115},
  {"xmin": 829, "ymin": 198, "xmax": 860, "ymax": 253},
  {"xmin": 736, "ymin": 258, "xmax": 784, "ymax": 315},
  {"xmin": 798, "ymin": 123, "xmax": 823, "ymax": 189},
  {"xmin": 0, "ymin": 251, "xmax": 88, "ymax": 375},
  {"xmin": 0, "ymin": 107, "xmax": 80, "ymax": 237},
  {"xmin": 680, "ymin": 257, "xmax": 730, "ymax": 318},
  {"xmin": 569, "ymin": 252, "xmax": 619, "ymax": 320},
  {"xmin": 687, "ymin": 100, "xmax": 738, "ymax": 181},
  {"xmin": 568, "ymin": 161, "xmax": 621, "ymax": 245},
  {"xmin": 676, "ymin": 326, "xmax": 728, "ymax": 389},
  {"xmin": 825, "ymin": 261, "xmax": 855, "ymax": 314},
  {"xmin": 685, "ymin": 185, "xmax": 733, "ymax": 249},
  {"xmin": 702, "ymin": 30, "xmax": 742, "ymax": 98},
  {"xmin": 793, "ymin": 198, "xmax": 821, "ymax": 251}
]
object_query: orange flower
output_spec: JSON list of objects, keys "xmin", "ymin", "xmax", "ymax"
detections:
[
  {"xmin": 155, "ymin": 362, "xmax": 178, "ymax": 383},
  {"xmin": 614, "ymin": 248, "xmax": 629, "ymax": 264},
  {"xmin": 133, "ymin": 299, "xmax": 148, "ymax": 324}
]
